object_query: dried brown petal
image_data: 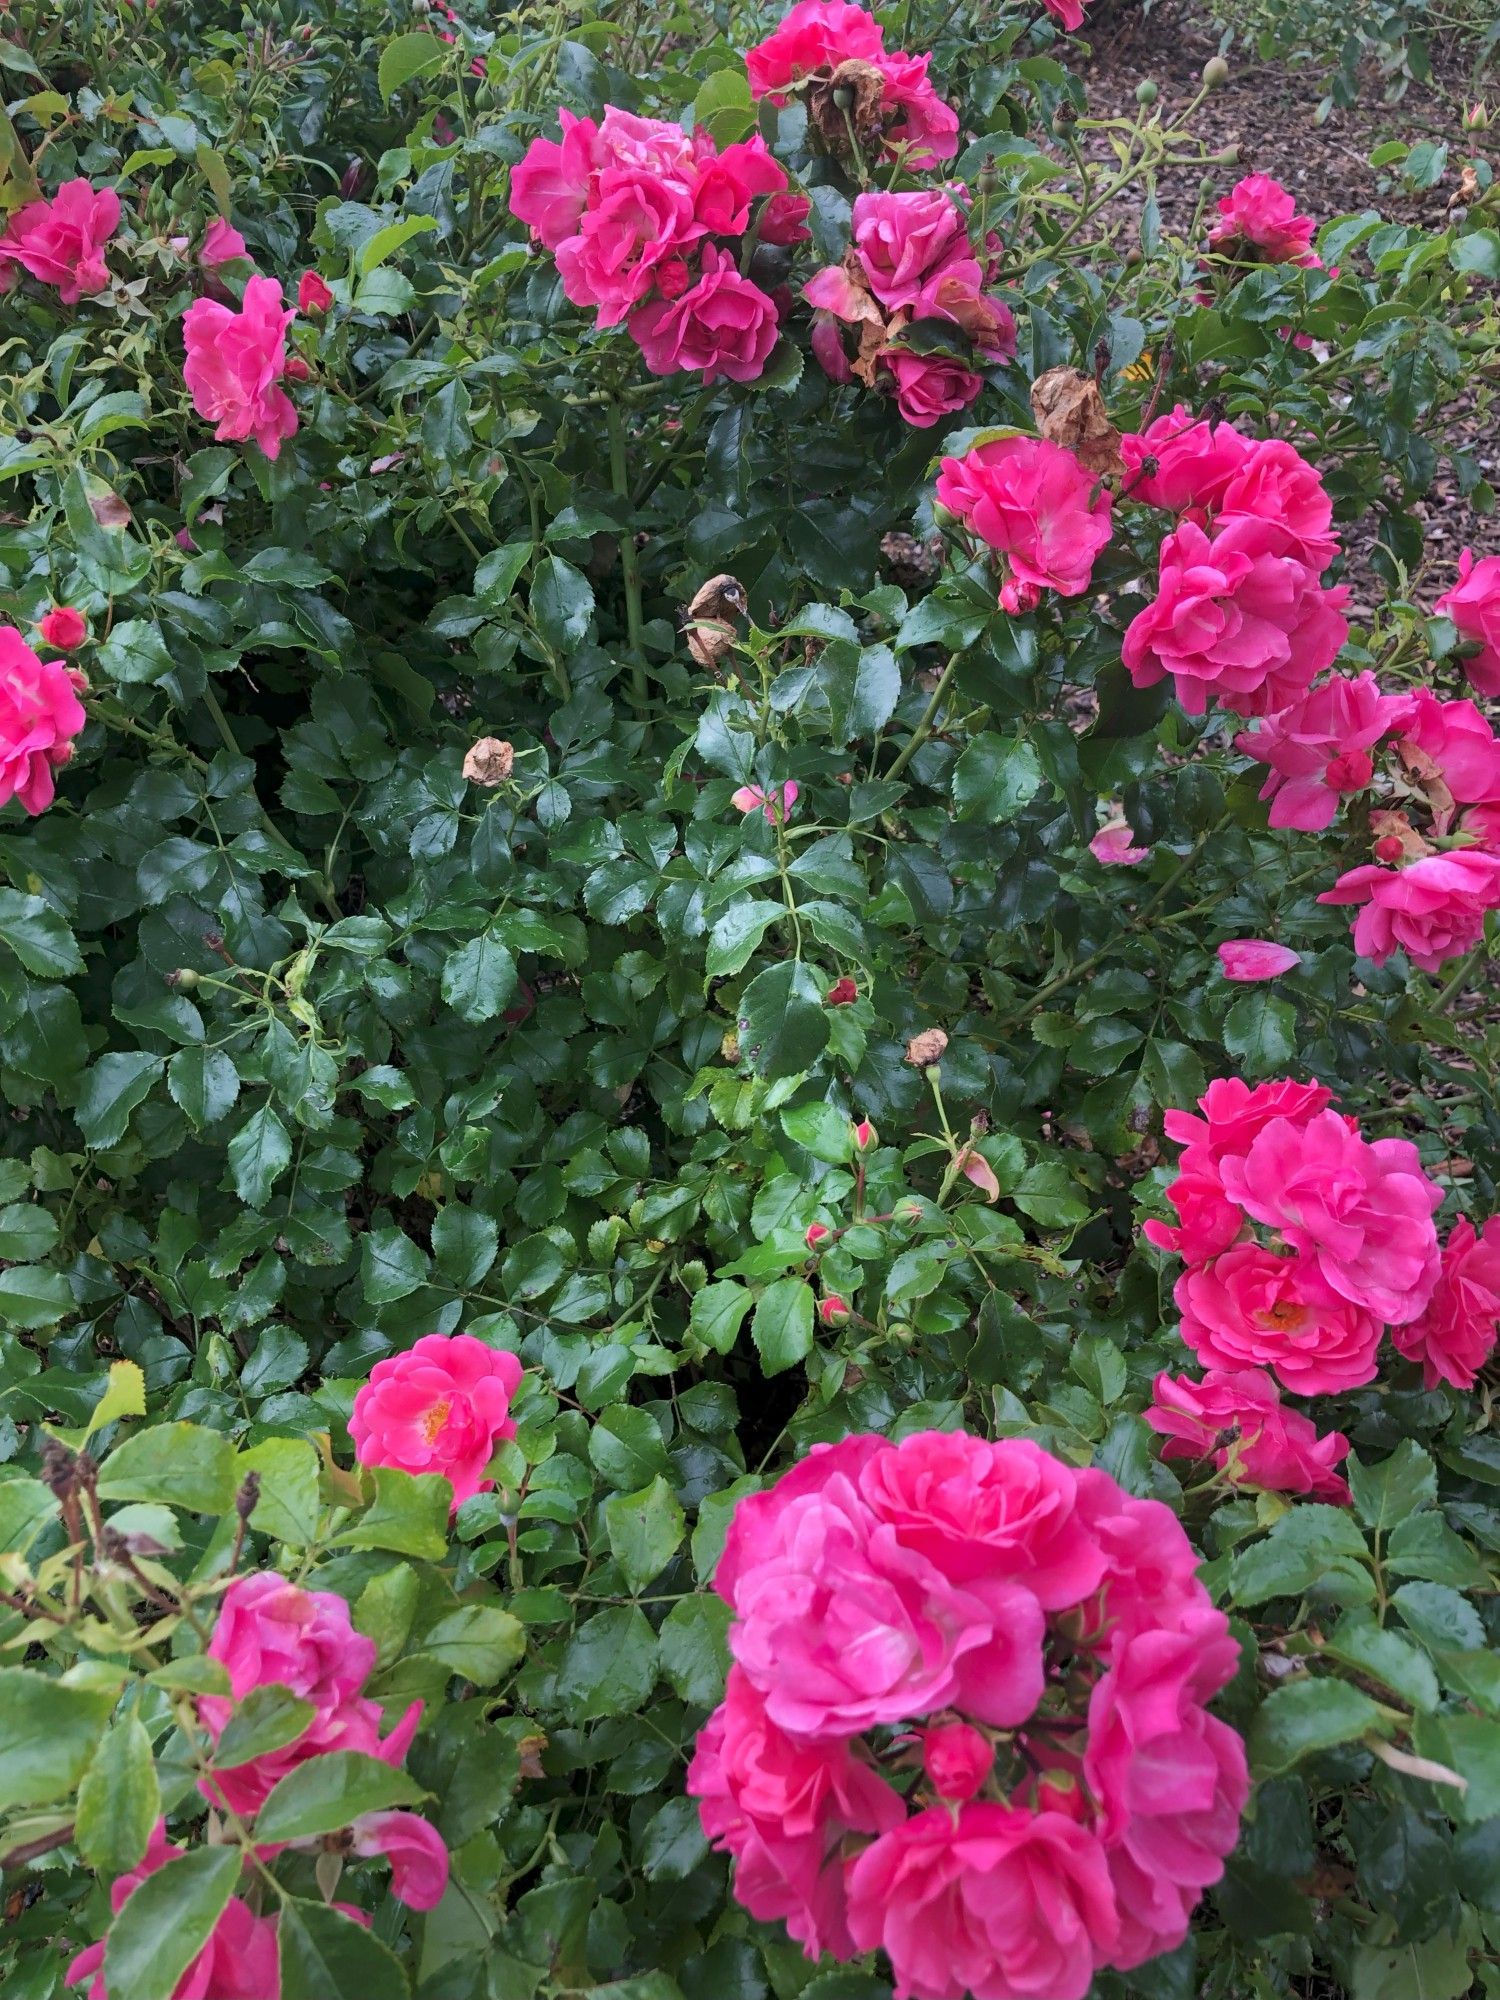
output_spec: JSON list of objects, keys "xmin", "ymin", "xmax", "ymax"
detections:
[
  {"xmin": 807, "ymin": 59, "xmax": 888, "ymax": 156},
  {"xmin": 684, "ymin": 574, "xmax": 748, "ymax": 672},
  {"xmin": 1029, "ymin": 367, "xmax": 1125, "ymax": 482},
  {"xmin": 462, "ymin": 736, "xmax": 515, "ymax": 786},
  {"xmin": 905, "ymin": 1028, "xmax": 949, "ymax": 1067}
]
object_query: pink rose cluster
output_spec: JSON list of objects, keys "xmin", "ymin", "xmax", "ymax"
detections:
[
  {"xmin": 805, "ymin": 189, "xmax": 1017, "ymax": 427},
  {"xmin": 1207, "ymin": 174, "xmax": 1322, "ymax": 268},
  {"xmin": 745, "ymin": 1, "xmax": 959, "ymax": 171},
  {"xmin": 511, "ymin": 105, "xmax": 798, "ymax": 385},
  {"xmin": 0, "ymin": 177, "xmax": 120, "ymax": 303},
  {"xmin": 0, "ymin": 624, "xmax": 88, "ymax": 818},
  {"xmin": 1121, "ymin": 407, "xmax": 1348, "ymax": 717},
  {"xmin": 349, "ymin": 1329, "xmax": 524, "ymax": 1509},
  {"xmin": 936, "ymin": 435, "xmax": 1112, "ymax": 610},
  {"xmin": 689, "ymin": 1430, "xmax": 1248, "ymax": 1999}
]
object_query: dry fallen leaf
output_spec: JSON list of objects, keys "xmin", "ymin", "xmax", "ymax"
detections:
[{"xmin": 1029, "ymin": 366, "xmax": 1125, "ymax": 481}]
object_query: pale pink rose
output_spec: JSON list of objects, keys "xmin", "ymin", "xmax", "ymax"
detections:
[
  {"xmin": 746, "ymin": 0, "xmax": 886, "ymax": 96},
  {"xmin": 1174, "ymin": 1244, "xmax": 1383, "ymax": 1394},
  {"xmin": 689, "ymin": 1666, "xmax": 905, "ymax": 1959},
  {"xmin": 1436, "ymin": 548, "xmax": 1500, "ymax": 698},
  {"xmin": 936, "ymin": 436, "xmax": 1113, "ymax": 601},
  {"xmin": 1236, "ymin": 672, "xmax": 1402, "ymax": 831},
  {"xmin": 0, "ymin": 178, "xmax": 120, "ymax": 303},
  {"xmin": 730, "ymin": 778, "xmax": 799, "ymax": 823},
  {"xmin": 1084, "ymin": 1614, "xmax": 1249, "ymax": 1968},
  {"xmin": 1121, "ymin": 404, "xmax": 1254, "ymax": 516},
  {"xmin": 1214, "ymin": 438, "xmax": 1339, "ymax": 571},
  {"xmin": 870, "ymin": 52, "xmax": 961, "ymax": 169},
  {"xmin": 852, "ymin": 189, "xmax": 974, "ymax": 308},
  {"xmin": 1219, "ymin": 1108, "xmax": 1443, "ymax": 1324},
  {"xmin": 846, "ymin": 1804, "xmax": 1119, "ymax": 2000},
  {"xmin": 1123, "ymin": 516, "xmax": 1349, "ymax": 718},
  {"xmin": 1319, "ymin": 850, "xmax": 1500, "ymax": 975},
  {"xmin": 37, "ymin": 606, "xmax": 88, "ymax": 651},
  {"xmin": 759, "ymin": 191, "xmax": 813, "ymax": 244},
  {"xmin": 1147, "ymin": 1367, "xmax": 1352, "ymax": 1503},
  {"xmin": 0, "ymin": 626, "xmax": 86, "ymax": 816},
  {"xmin": 1393, "ymin": 687, "xmax": 1500, "ymax": 805},
  {"xmin": 200, "ymin": 216, "xmax": 250, "ymax": 266},
  {"xmin": 861, "ymin": 1432, "xmax": 1108, "ymax": 1612},
  {"xmin": 1207, "ymin": 174, "xmax": 1319, "ymax": 265},
  {"xmin": 182, "ymin": 275, "xmax": 298, "ymax": 459},
  {"xmin": 510, "ymin": 108, "xmax": 604, "ymax": 248},
  {"xmin": 66, "ymin": 1823, "xmax": 279, "ymax": 2000},
  {"xmin": 803, "ymin": 259, "xmax": 882, "ymax": 324},
  {"xmin": 555, "ymin": 165, "xmax": 696, "ymax": 326},
  {"xmin": 688, "ymin": 131, "xmax": 787, "ymax": 236},
  {"xmin": 881, "ymin": 348, "xmax": 984, "ymax": 427},
  {"xmin": 630, "ymin": 246, "xmax": 779, "ymax": 382},
  {"xmin": 1217, "ymin": 939, "xmax": 1301, "ymax": 981},
  {"xmin": 1090, "ymin": 821, "xmax": 1150, "ymax": 865},
  {"xmin": 922, "ymin": 1722, "xmax": 995, "ymax": 1801},
  {"xmin": 1391, "ymin": 1216, "xmax": 1500, "ymax": 1390},
  {"xmin": 349, "ymin": 1811, "xmax": 450, "ymax": 1910},
  {"xmin": 349, "ymin": 1331, "xmax": 524, "ymax": 1509}
]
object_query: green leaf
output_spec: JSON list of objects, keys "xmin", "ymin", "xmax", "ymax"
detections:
[
  {"xmin": 689, "ymin": 1280, "xmax": 753, "ymax": 1356},
  {"xmin": 431, "ymin": 1202, "xmax": 499, "ymax": 1286},
  {"xmin": 1452, "ymin": 229, "xmax": 1500, "ymax": 281},
  {"xmin": 97, "ymin": 1422, "xmax": 238, "ymax": 1514},
  {"xmin": 589, "ymin": 1406, "xmax": 668, "ymax": 1489},
  {"xmin": 1350, "ymin": 1924, "xmax": 1478, "ymax": 2000},
  {"xmin": 74, "ymin": 1052, "xmax": 162, "ymax": 1149},
  {"xmin": 1324, "ymin": 1615, "xmax": 1439, "ymax": 1714},
  {"xmin": 360, "ymin": 1226, "xmax": 429, "ymax": 1304},
  {"xmin": 640, "ymin": 1794, "xmax": 710, "ymax": 1880},
  {"xmin": 76, "ymin": 1718, "xmax": 160, "ymax": 1876},
  {"xmin": 556, "ymin": 1604, "xmax": 658, "ymax": 1719},
  {"xmin": 0, "ymin": 1263, "xmax": 73, "ymax": 1328},
  {"xmin": 335, "ymin": 1466, "xmax": 451, "ymax": 1558},
  {"xmin": 83, "ymin": 1359, "xmax": 146, "ymax": 1442},
  {"xmin": 378, "ymin": 28, "xmax": 447, "ymax": 103},
  {"xmin": 254, "ymin": 1750, "xmax": 425, "ymax": 1844},
  {"xmin": 103, "ymin": 1846, "xmax": 244, "ymax": 2000},
  {"xmin": 659, "ymin": 1595, "xmax": 731, "ymax": 1707},
  {"xmin": 167, "ymin": 1046, "xmax": 240, "ymax": 1129},
  {"xmin": 97, "ymin": 618, "xmax": 175, "ymax": 686},
  {"xmin": 226, "ymin": 1103, "xmax": 293, "ymax": 1207},
  {"xmin": 737, "ymin": 960, "xmax": 830, "ymax": 1081},
  {"xmin": 411, "ymin": 1604, "xmax": 525, "ymax": 1685},
  {"xmin": 1223, "ymin": 991, "xmax": 1297, "ymax": 1076},
  {"xmin": 0, "ymin": 1200, "xmax": 57, "ymax": 1260},
  {"xmin": 531, "ymin": 555, "xmax": 594, "ymax": 652},
  {"xmin": 440, "ymin": 932, "xmax": 518, "ymax": 1023},
  {"xmin": 211, "ymin": 1684, "xmax": 316, "ymax": 1770},
  {"xmin": 237, "ymin": 1437, "xmax": 321, "ymax": 1546},
  {"xmin": 779, "ymin": 1101, "xmax": 853, "ymax": 1164},
  {"xmin": 355, "ymin": 213, "xmax": 439, "ymax": 275},
  {"xmin": 1348, "ymin": 1440, "xmax": 1436, "ymax": 1533},
  {"xmin": 1248, "ymin": 1677, "xmax": 1385, "ymax": 1776},
  {"xmin": 951, "ymin": 733, "xmax": 1044, "ymax": 823},
  {"xmin": 605, "ymin": 1475, "xmax": 686, "ymax": 1591},
  {"xmin": 752, "ymin": 1276, "xmax": 814, "ymax": 1375},
  {"xmin": 0, "ymin": 890, "xmax": 83, "ymax": 977},
  {"xmin": 279, "ymin": 1901, "xmax": 412, "ymax": 2000},
  {"xmin": 0, "ymin": 1669, "xmax": 117, "ymax": 1812},
  {"xmin": 1231, "ymin": 1506, "xmax": 1372, "ymax": 1607}
]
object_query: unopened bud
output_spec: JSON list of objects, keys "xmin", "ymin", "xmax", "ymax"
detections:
[
  {"xmin": 1202, "ymin": 56, "xmax": 1229, "ymax": 87},
  {"xmin": 832, "ymin": 83, "xmax": 854, "ymax": 110},
  {"xmin": 818, "ymin": 1294, "xmax": 850, "ymax": 1327},
  {"xmin": 284, "ymin": 355, "xmax": 311, "ymax": 383},
  {"xmin": 1217, "ymin": 143, "xmax": 1240, "ymax": 166},
  {"xmin": 1135, "ymin": 80, "xmax": 1158, "ymax": 107},
  {"xmin": 1374, "ymin": 834, "xmax": 1405, "ymax": 864},
  {"xmin": 168, "ymin": 967, "xmax": 200, "ymax": 989},
  {"xmin": 1465, "ymin": 101, "xmax": 1490, "ymax": 131},
  {"xmin": 853, "ymin": 1118, "xmax": 877, "ymax": 1152},
  {"xmin": 805, "ymin": 1222, "xmax": 831, "ymax": 1249}
]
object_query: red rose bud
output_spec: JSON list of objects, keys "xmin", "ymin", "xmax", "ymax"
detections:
[
  {"xmin": 922, "ymin": 1722, "xmax": 994, "ymax": 1801},
  {"xmin": 826, "ymin": 976, "xmax": 858, "ymax": 1006},
  {"xmin": 1373, "ymin": 834, "xmax": 1405, "ymax": 864},
  {"xmin": 298, "ymin": 270, "xmax": 334, "ymax": 313},
  {"xmin": 284, "ymin": 355, "xmax": 311, "ymax": 383},
  {"xmin": 818, "ymin": 1294, "xmax": 850, "ymax": 1326},
  {"xmin": 853, "ymin": 1118, "xmax": 877, "ymax": 1152},
  {"xmin": 38, "ymin": 606, "xmax": 88, "ymax": 651},
  {"xmin": 805, "ymin": 1222, "xmax": 831, "ymax": 1249}
]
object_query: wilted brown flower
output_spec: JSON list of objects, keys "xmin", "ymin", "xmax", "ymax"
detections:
[
  {"xmin": 1029, "ymin": 367, "xmax": 1124, "ymax": 482},
  {"xmin": 684, "ymin": 574, "xmax": 748, "ymax": 672},
  {"xmin": 462, "ymin": 737, "xmax": 514, "ymax": 786},
  {"xmin": 905, "ymin": 1028, "xmax": 949, "ymax": 1068},
  {"xmin": 808, "ymin": 59, "xmax": 888, "ymax": 156}
]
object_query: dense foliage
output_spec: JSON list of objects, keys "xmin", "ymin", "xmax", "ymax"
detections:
[{"xmin": 1, "ymin": 2, "xmax": 1499, "ymax": 1998}]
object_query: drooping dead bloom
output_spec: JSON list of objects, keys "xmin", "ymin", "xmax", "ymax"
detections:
[
  {"xmin": 1029, "ymin": 367, "xmax": 1124, "ymax": 482},
  {"xmin": 905, "ymin": 1027, "xmax": 949, "ymax": 1067},
  {"xmin": 684, "ymin": 574, "xmax": 748, "ymax": 672},
  {"xmin": 462, "ymin": 737, "xmax": 515, "ymax": 786}
]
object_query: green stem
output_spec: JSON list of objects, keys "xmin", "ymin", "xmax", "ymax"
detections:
[
  {"xmin": 1435, "ymin": 940, "xmax": 1488, "ymax": 1011},
  {"xmin": 608, "ymin": 399, "xmax": 648, "ymax": 711},
  {"xmin": 885, "ymin": 652, "xmax": 963, "ymax": 780}
]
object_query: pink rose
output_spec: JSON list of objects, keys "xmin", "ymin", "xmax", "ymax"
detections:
[
  {"xmin": 0, "ymin": 178, "xmax": 120, "ymax": 303},
  {"xmin": 182, "ymin": 274, "xmax": 299, "ymax": 459},
  {"xmin": 759, "ymin": 191, "xmax": 813, "ymax": 244},
  {"xmin": 1217, "ymin": 939, "xmax": 1302, "ymax": 981},
  {"xmin": 37, "ymin": 606, "xmax": 88, "ymax": 652},
  {"xmin": 852, "ymin": 189, "xmax": 974, "ymax": 309},
  {"xmin": 1174, "ymin": 1244, "xmax": 1383, "ymax": 1394},
  {"xmin": 349, "ymin": 1330, "xmax": 524, "ymax": 1509},
  {"xmin": 1143, "ymin": 1168, "xmax": 1245, "ymax": 1263},
  {"xmin": 1237, "ymin": 672, "xmax": 1402, "ymax": 830},
  {"xmin": 555, "ymin": 166, "xmax": 696, "ymax": 326},
  {"xmin": 689, "ymin": 131, "xmax": 787, "ymax": 236},
  {"xmin": 715, "ymin": 1434, "xmax": 889, "ymax": 1609},
  {"xmin": 1319, "ymin": 850, "xmax": 1500, "ymax": 975},
  {"xmin": 846, "ymin": 1804, "xmax": 1119, "ymax": 2000},
  {"xmin": 203, "ymin": 1572, "xmax": 374, "ymax": 1715},
  {"xmin": 1394, "ymin": 687, "xmax": 1500, "ymax": 806},
  {"xmin": 1084, "ymin": 1615, "xmax": 1248, "ymax": 1968},
  {"xmin": 1041, "ymin": 0, "xmax": 1088, "ymax": 25},
  {"xmin": 200, "ymin": 216, "xmax": 250, "ymax": 266},
  {"xmin": 1436, "ymin": 548, "xmax": 1500, "ymax": 698},
  {"xmin": 630, "ymin": 245, "xmax": 779, "ymax": 382},
  {"xmin": 1122, "ymin": 404, "xmax": 1254, "ymax": 516},
  {"xmin": 936, "ymin": 436, "xmax": 1113, "ymax": 601},
  {"xmin": 1219, "ymin": 1108, "xmax": 1443, "ymax": 1324},
  {"xmin": 298, "ymin": 269, "xmax": 334, "ymax": 313},
  {"xmin": 510, "ymin": 108, "xmax": 604, "ymax": 249},
  {"xmin": 745, "ymin": 0, "xmax": 886, "ymax": 96},
  {"xmin": 1215, "ymin": 438, "xmax": 1339, "ymax": 572},
  {"xmin": 202, "ymin": 1689, "xmax": 423, "ymax": 1821},
  {"xmin": 0, "ymin": 625, "xmax": 87, "ymax": 816},
  {"xmin": 881, "ymin": 347, "xmax": 984, "ymax": 427},
  {"xmin": 1147, "ymin": 1367, "xmax": 1352, "ymax": 1503},
  {"xmin": 1090, "ymin": 821, "xmax": 1150, "ymax": 865},
  {"xmin": 1162, "ymin": 1074, "xmax": 1332, "ymax": 1171},
  {"xmin": 1391, "ymin": 1215, "xmax": 1500, "ymax": 1390},
  {"xmin": 1123, "ymin": 516, "xmax": 1349, "ymax": 718},
  {"xmin": 1075, "ymin": 1475, "xmax": 1216, "ymax": 1645},
  {"xmin": 869, "ymin": 52, "xmax": 960, "ymax": 170},
  {"xmin": 921, "ymin": 1722, "xmax": 994, "ymax": 1801},
  {"xmin": 349, "ymin": 1810, "xmax": 450, "ymax": 1910},
  {"xmin": 1207, "ymin": 174, "xmax": 1319, "ymax": 265},
  {"xmin": 730, "ymin": 778, "xmax": 799, "ymax": 823},
  {"xmin": 66, "ymin": 1823, "xmax": 279, "ymax": 2000}
]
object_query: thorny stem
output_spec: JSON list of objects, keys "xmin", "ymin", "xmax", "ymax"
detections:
[{"xmin": 885, "ymin": 651, "xmax": 963, "ymax": 780}]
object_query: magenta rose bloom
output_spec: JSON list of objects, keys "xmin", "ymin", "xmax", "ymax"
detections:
[
  {"xmin": 936, "ymin": 436, "xmax": 1113, "ymax": 601},
  {"xmin": 200, "ymin": 216, "xmax": 250, "ymax": 267},
  {"xmin": 1147, "ymin": 1367, "xmax": 1352, "ymax": 1503},
  {"xmin": 1084, "ymin": 1613, "xmax": 1249, "ymax": 1968},
  {"xmin": 182, "ymin": 274, "xmax": 298, "ymax": 459},
  {"xmin": 1391, "ymin": 1215, "xmax": 1500, "ymax": 1390},
  {"xmin": 1393, "ymin": 687, "xmax": 1500, "ymax": 807},
  {"xmin": 1074, "ymin": 1473, "xmax": 1214, "ymax": 1644},
  {"xmin": 555, "ymin": 166, "xmax": 696, "ymax": 326},
  {"xmin": 203, "ymin": 1572, "xmax": 373, "ymax": 1717},
  {"xmin": 759, "ymin": 190, "xmax": 813, "ymax": 244},
  {"xmin": 1436, "ymin": 548, "xmax": 1500, "ymax": 698},
  {"xmin": 1319, "ymin": 850, "xmax": 1500, "ymax": 974},
  {"xmin": 37, "ymin": 605, "xmax": 88, "ymax": 652},
  {"xmin": 1174, "ymin": 1244, "xmax": 1383, "ymax": 1394},
  {"xmin": 629, "ymin": 245, "xmax": 779, "ymax": 384},
  {"xmin": 1217, "ymin": 939, "xmax": 1302, "ymax": 981},
  {"xmin": 1237, "ymin": 671, "xmax": 1403, "ymax": 831},
  {"xmin": 349, "ymin": 1810, "xmax": 451, "ymax": 1911},
  {"xmin": 882, "ymin": 348, "xmax": 984, "ymax": 427},
  {"xmin": 1143, "ymin": 1166, "xmax": 1245, "ymax": 1263},
  {"xmin": 869, "ymin": 51, "xmax": 960, "ymax": 169},
  {"xmin": 1214, "ymin": 438, "xmax": 1339, "ymax": 571},
  {"xmin": 1219, "ymin": 1108, "xmax": 1442, "ymax": 1325},
  {"xmin": 1124, "ymin": 516, "xmax": 1349, "ymax": 718},
  {"xmin": 510, "ymin": 108, "xmax": 604, "ymax": 248},
  {"xmin": 0, "ymin": 177, "xmax": 119, "ymax": 302},
  {"xmin": 0, "ymin": 625, "xmax": 87, "ymax": 816},
  {"xmin": 852, "ymin": 189, "xmax": 975, "ymax": 309},
  {"xmin": 1207, "ymin": 173, "xmax": 1319, "ymax": 265},
  {"xmin": 350, "ymin": 1330, "xmax": 524, "ymax": 1509},
  {"xmin": 688, "ymin": 131, "xmax": 787, "ymax": 236},
  {"xmin": 921, "ymin": 1722, "xmax": 995, "ymax": 1802},
  {"xmin": 745, "ymin": 0, "xmax": 886, "ymax": 95},
  {"xmin": 846, "ymin": 1804, "xmax": 1119, "ymax": 2000},
  {"xmin": 1121, "ymin": 404, "xmax": 1254, "ymax": 516}
]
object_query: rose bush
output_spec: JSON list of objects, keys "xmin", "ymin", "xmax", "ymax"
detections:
[{"xmin": 0, "ymin": 2, "xmax": 1498, "ymax": 1999}]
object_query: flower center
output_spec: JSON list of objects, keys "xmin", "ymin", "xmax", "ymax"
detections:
[
  {"xmin": 420, "ymin": 1399, "xmax": 452, "ymax": 1446},
  {"xmin": 1258, "ymin": 1299, "xmax": 1310, "ymax": 1334}
]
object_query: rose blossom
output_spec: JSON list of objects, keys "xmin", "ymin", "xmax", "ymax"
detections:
[
  {"xmin": 846, "ymin": 1804, "xmax": 1119, "ymax": 2000},
  {"xmin": 297, "ymin": 269, "xmax": 334, "ymax": 312},
  {"xmin": 1143, "ymin": 1169, "xmax": 1245, "ymax": 1263},
  {"xmin": 688, "ymin": 131, "xmax": 788, "ymax": 236},
  {"xmin": 630, "ymin": 245, "xmax": 779, "ymax": 382},
  {"xmin": 745, "ymin": 1, "xmax": 886, "ymax": 96},
  {"xmin": 1147, "ymin": 1367, "xmax": 1351, "ymax": 1502},
  {"xmin": 1075, "ymin": 1473, "xmax": 1216, "ymax": 1645},
  {"xmin": 349, "ymin": 1810, "xmax": 451, "ymax": 1911},
  {"xmin": 1174, "ymin": 1244, "xmax": 1383, "ymax": 1394},
  {"xmin": 1391, "ymin": 1215, "xmax": 1500, "ymax": 1390},
  {"xmin": 37, "ymin": 606, "xmax": 88, "ymax": 653},
  {"xmin": 200, "ymin": 216, "xmax": 249, "ymax": 266},
  {"xmin": 510, "ymin": 107, "xmax": 605, "ymax": 248},
  {"xmin": 1393, "ymin": 687, "xmax": 1500, "ymax": 807},
  {"xmin": 555, "ymin": 166, "xmax": 696, "ymax": 325},
  {"xmin": 0, "ymin": 625, "xmax": 87, "ymax": 816},
  {"xmin": 759, "ymin": 190, "xmax": 813, "ymax": 244},
  {"xmin": 1436, "ymin": 549, "xmax": 1500, "ymax": 698},
  {"xmin": 1041, "ymin": 0, "xmax": 1089, "ymax": 27},
  {"xmin": 0, "ymin": 178, "xmax": 120, "ymax": 303},
  {"xmin": 881, "ymin": 348, "xmax": 984, "ymax": 427},
  {"xmin": 1090, "ymin": 820, "xmax": 1150, "ymax": 865},
  {"xmin": 1319, "ymin": 850, "xmax": 1500, "ymax": 975},
  {"xmin": 182, "ymin": 274, "xmax": 299, "ymax": 459},
  {"xmin": 1219, "ymin": 1108, "xmax": 1443, "ymax": 1324},
  {"xmin": 1236, "ymin": 672, "xmax": 1403, "ymax": 831},
  {"xmin": 350, "ymin": 1331, "xmax": 524, "ymax": 1509},
  {"xmin": 1121, "ymin": 404, "xmax": 1254, "ymax": 517},
  {"xmin": 1123, "ymin": 516, "xmax": 1349, "ymax": 718},
  {"xmin": 1217, "ymin": 939, "xmax": 1302, "ymax": 981},
  {"xmin": 936, "ymin": 436, "xmax": 1113, "ymax": 601},
  {"xmin": 921, "ymin": 1722, "xmax": 995, "ymax": 1801},
  {"xmin": 1207, "ymin": 174, "xmax": 1319, "ymax": 265},
  {"xmin": 872, "ymin": 51, "xmax": 961, "ymax": 169},
  {"xmin": 731, "ymin": 778, "xmax": 799, "ymax": 823},
  {"xmin": 852, "ymin": 189, "xmax": 975, "ymax": 309}
]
